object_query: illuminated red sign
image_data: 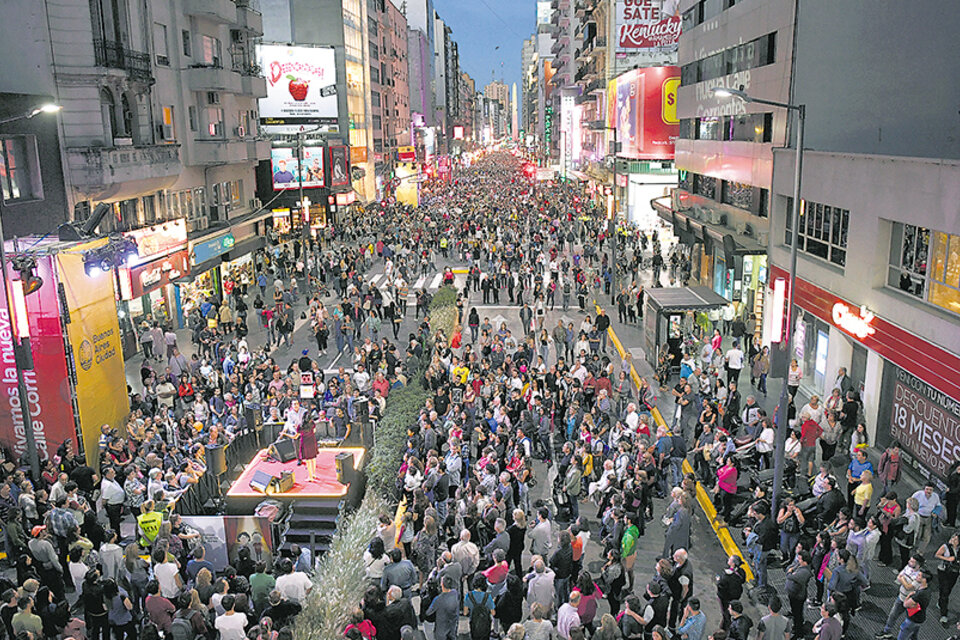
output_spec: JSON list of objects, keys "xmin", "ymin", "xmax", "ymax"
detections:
[{"xmin": 124, "ymin": 249, "xmax": 190, "ymax": 299}]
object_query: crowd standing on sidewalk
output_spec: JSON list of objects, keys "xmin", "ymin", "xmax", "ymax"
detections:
[{"xmin": 0, "ymin": 151, "xmax": 955, "ymax": 640}]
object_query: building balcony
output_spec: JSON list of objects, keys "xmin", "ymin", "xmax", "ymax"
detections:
[
  {"xmin": 184, "ymin": 0, "xmax": 237, "ymax": 23},
  {"xmin": 187, "ymin": 65, "xmax": 243, "ymax": 94},
  {"xmin": 92, "ymin": 39, "xmax": 152, "ymax": 83},
  {"xmin": 193, "ymin": 139, "xmax": 245, "ymax": 165},
  {"xmin": 240, "ymin": 72, "xmax": 267, "ymax": 98},
  {"xmin": 246, "ymin": 138, "xmax": 270, "ymax": 161},
  {"xmin": 67, "ymin": 144, "xmax": 181, "ymax": 201},
  {"xmin": 592, "ymin": 36, "xmax": 607, "ymax": 55},
  {"xmin": 235, "ymin": 0, "xmax": 263, "ymax": 34}
]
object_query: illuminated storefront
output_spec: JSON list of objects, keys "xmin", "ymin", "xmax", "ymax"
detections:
[{"xmin": 114, "ymin": 220, "xmax": 189, "ymax": 356}]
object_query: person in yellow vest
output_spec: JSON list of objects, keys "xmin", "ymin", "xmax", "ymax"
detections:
[
  {"xmin": 439, "ymin": 236, "xmax": 449, "ymax": 258},
  {"xmin": 137, "ymin": 501, "xmax": 163, "ymax": 548}
]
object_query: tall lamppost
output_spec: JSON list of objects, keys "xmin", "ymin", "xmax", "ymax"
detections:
[
  {"xmin": 587, "ymin": 121, "xmax": 620, "ymax": 304},
  {"xmin": 0, "ymin": 102, "xmax": 62, "ymax": 480},
  {"xmin": 713, "ymin": 86, "xmax": 805, "ymax": 512}
]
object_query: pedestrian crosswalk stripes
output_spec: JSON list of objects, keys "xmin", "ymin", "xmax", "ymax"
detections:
[{"xmin": 364, "ymin": 270, "xmax": 465, "ymax": 294}]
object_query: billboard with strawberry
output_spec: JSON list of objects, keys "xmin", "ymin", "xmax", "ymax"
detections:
[{"xmin": 258, "ymin": 44, "xmax": 339, "ymax": 128}]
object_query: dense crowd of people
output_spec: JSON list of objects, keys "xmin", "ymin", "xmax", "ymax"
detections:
[{"xmin": 0, "ymin": 151, "xmax": 955, "ymax": 640}]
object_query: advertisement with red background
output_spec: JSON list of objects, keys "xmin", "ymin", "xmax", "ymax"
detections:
[
  {"xmin": 614, "ymin": 66, "xmax": 680, "ymax": 160},
  {"xmin": 0, "ymin": 256, "xmax": 76, "ymax": 461},
  {"xmin": 617, "ymin": 0, "xmax": 682, "ymax": 51},
  {"xmin": 123, "ymin": 249, "xmax": 190, "ymax": 299}
]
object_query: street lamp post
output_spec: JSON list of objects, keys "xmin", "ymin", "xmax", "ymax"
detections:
[
  {"xmin": 0, "ymin": 103, "xmax": 61, "ymax": 480},
  {"xmin": 713, "ymin": 87, "xmax": 805, "ymax": 513}
]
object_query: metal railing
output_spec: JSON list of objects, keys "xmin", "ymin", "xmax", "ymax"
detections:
[{"xmin": 93, "ymin": 39, "xmax": 153, "ymax": 82}]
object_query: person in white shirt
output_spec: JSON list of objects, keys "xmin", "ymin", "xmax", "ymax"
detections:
[
  {"xmin": 152, "ymin": 548, "xmax": 183, "ymax": 598},
  {"xmin": 724, "ymin": 341, "xmax": 745, "ymax": 387},
  {"xmin": 100, "ymin": 466, "xmax": 127, "ymax": 535},
  {"xmin": 214, "ymin": 594, "xmax": 248, "ymax": 640},
  {"xmin": 353, "ymin": 364, "xmax": 371, "ymax": 393},
  {"xmin": 557, "ymin": 591, "xmax": 582, "ymax": 640},
  {"xmin": 275, "ymin": 559, "xmax": 313, "ymax": 604}
]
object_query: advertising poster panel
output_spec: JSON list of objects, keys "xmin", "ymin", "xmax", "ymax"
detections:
[
  {"xmin": 328, "ymin": 146, "xmax": 350, "ymax": 187},
  {"xmin": 613, "ymin": 66, "xmax": 680, "ymax": 160},
  {"xmin": 57, "ymin": 240, "xmax": 129, "ymax": 467},
  {"xmin": 271, "ymin": 146, "xmax": 326, "ymax": 191},
  {"xmin": 258, "ymin": 44, "xmax": 338, "ymax": 126},
  {"xmin": 882, "ymin": 362, "xmax": 960, "ymax": 481},
  {"xmin": 616, "ymin": 0, "xmax": 682, "ymax": 52},
  {"xmin": 0, "ymin": 255, "xmax": 75, "ymax": 462}
]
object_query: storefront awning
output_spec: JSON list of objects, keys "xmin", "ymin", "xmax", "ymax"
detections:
[
  {"xmin": 224, "ymin": 235, "xmax": 265, "ymax": 263},
  {"xmin": 645, "ymin": 286, "xmax": 730, "ymax": 313}
]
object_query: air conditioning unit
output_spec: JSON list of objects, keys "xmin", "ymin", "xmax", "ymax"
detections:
[
  {"xmin": 250, "ymin": 197, "xmax": 262, "ymax": 210},
  {"xmin": 207, "ymin": 92, "xmax": 220, "ymax": 105},
  {"xmin": 704, "ymin": 209, "xmax": 726, "ymax": 226},
  {"xmin": 198, "ymin": 215, "xmax": 209, "ymax": 230},
  {"xmin": 755, "ymin": 230, "xmax": 770, "ymax": 246},
  {"xmin": 735, "ymin": 221, "xmax": 754, "ymax": 237},
  {"xmin": 236, "ymin": 125, "xmax": 246, "ymax": 137}
]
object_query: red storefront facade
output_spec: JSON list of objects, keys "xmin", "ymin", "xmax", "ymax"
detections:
[{"xmin": 769, "ymin": 264, "xmax": 960, "ymax": 482}]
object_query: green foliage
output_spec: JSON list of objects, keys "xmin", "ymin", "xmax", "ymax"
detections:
[
  {"xmin": 292, "ymin": 284, "xmax": 460, "ymax": 640},
  {"xmin": 365, "ymin": 382, "xmax": 429, "ymax": 497},
  {"xmin": 429, "ymin": 285, "xmax": 457, "ymax": 311},
  {"xmin": 292, "ymin": 494, "xmax": 386, "ymax": 640},
  {"xmin": 431, "ymin": 305, "xmax": 459, "ymax": 337}
]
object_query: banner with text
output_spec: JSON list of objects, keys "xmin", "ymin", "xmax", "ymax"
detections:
[
  {"xmin": 884, "ymin": 362, "xmax": 960, "ymax": 480},
  {"xmin": 0, "ymin": 256, "xmax": 75, "ymax": 462},
  {"xmin": 617, "ymin": 0, "xmax": 682, "ymax": 52},
  {"xmin": 57, "ymin": 241, "xmax": 130, "ymax": 467}
]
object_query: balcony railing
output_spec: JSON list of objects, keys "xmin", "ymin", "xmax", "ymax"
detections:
[{"xmin": 93, "ymin": 39, "xmax": 152, "ymax": 82}]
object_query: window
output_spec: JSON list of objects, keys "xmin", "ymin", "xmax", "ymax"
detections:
[
  {"xmin": 154, "ymin": 23, "xmax": 169, "ymax": 66},
  {"xmin": 200, "ymin": 35, "xmax": 221, "ymax": 67},
  {"xmin": 0, "ymin": 136, "xmax": 41, "ymax": 203},
  {"xmin": 680, "ymin": 32, "xmax": 777, "ymax": 85},
  {"xmin": 188, "ymin": 106, "xmax": 198, "ymax": 131},
  {"xmin": 693, "ymin": 174, "xmax": 717, "ymax": 199},
  {"xmin": 785, "ymin": 198, "xmax": 849, "ymax": 267},
  {"xmin": 726, "ymin": 113, "xmax": 773, "ymax": 143},
  {"xmin": 372, "ymin": 115, "xmax": 382, "ymax": 131},
  {"xmin": 182, "ymin": 29, "xmax": 191, "ymax": 57},
  {"xmin": 696, "ymin": 117, "xmax": 720, "ymax": 141},
  {"xmin": 213, "ymin": 180, "xmax": 243, "ymax": 209},
  {"xmin": 206, "ymin": 107, "xmax": 223, "ymax": 137},
  {"xmin": 888, "ymin": 223, "xmax": 960, "ymax": 315},
  {"xmin": 370, "ymin": 66, "xmax": 380, "ymax": 83},
  {"xmin": 160, "ymin": 106, "xmax": 176, "ymax": 141},
  {"xmin": 721, "ymin": 181, "xmax": 753, "ymax": 209},
  {"xmin": 236, "ymin": 111, "xmax": 249, "ymax": 137},
  {"xmin": 371, "ymin": 91, "xmax": 381, "ymax": 107}
]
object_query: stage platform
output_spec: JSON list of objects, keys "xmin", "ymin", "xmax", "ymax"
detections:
[{"xmin": 225, "ymin": 446, "xmax": 366, "ymax": 513}]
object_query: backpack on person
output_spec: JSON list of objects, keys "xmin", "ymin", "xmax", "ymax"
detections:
[
  {"xmin": 169, "ymin": 611, "xmax": 203, "ymax": 640},
  {"xmin": 467, "ymin": 592, "xmax": 492, "ymax": 640}
]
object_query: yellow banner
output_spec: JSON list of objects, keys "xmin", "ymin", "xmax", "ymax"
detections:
[
  {"xmin": 395, "ymin": 163, "xmax": 420, "ymax": 207},
  {"xmin": 57, "ymin": 240, "xmax": 130, "ymax": 467}
]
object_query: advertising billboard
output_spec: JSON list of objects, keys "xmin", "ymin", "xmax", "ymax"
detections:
[
  {"xmin": 270, "ymin": 146, "xmax": 325, "ymax": 191},
  {"xmin": 0, "ymin": 256, "xmax": 75, "ymax": 463},
  {"xmin": 616, "ymin": 0, "xmax": 682, "ymax": 52},
  {"xmin": 328, "ymin": 146, "xmax": 350, "ymax": 187},
  {"xmin": 57, "ymin": 240, "xmax": 129, "ymax": 468},
  {"xmin": 882, "ymin": 363, "xmax": 960, "ymax": 481},
  {"xmin": 258, "ymin": 44, "xmax": 338, "ymax": 126},
  {"xmin": 611, "ymin": 66, "xmax": 680, "ymax": 160}
]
